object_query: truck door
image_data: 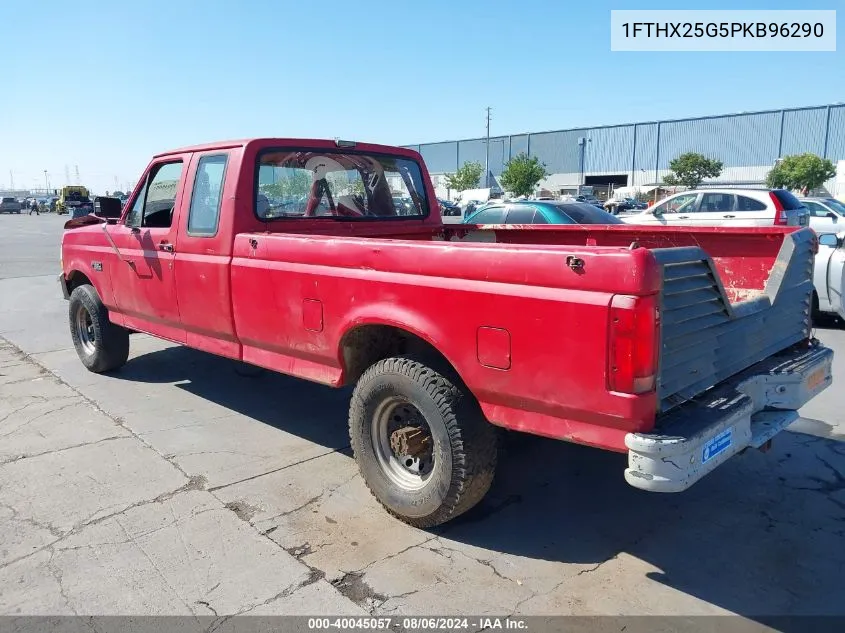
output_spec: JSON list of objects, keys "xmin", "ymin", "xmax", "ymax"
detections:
[
  {"xmin": 173, "ymin": 152, "xmax": 240, "ymax": 358},
  {"xmin": 108, "ymin": 157, "xmax": 189, "ymax": 342}
]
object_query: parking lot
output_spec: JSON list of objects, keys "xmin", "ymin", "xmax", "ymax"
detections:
[{"xmin": 1, "ymin": 213, "xmax": 844, "ymax": 620}]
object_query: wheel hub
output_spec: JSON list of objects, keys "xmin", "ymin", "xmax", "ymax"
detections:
[{"xmin": 372, "ymin": 398, "xmax": 435, "ymax": 490}]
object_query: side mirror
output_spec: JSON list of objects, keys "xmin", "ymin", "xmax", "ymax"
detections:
[
  {"xmin": 93, "ymin": 196, "xmax": 122, "ymax": 220},
  {"xmin": 818, "ymin": 233, "xmax": 842, "ymax": 248},
  {"xmin": 827, "ymin": 211, "xmax": 838, "ymax": 221}
]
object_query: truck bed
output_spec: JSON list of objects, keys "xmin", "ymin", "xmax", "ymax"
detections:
[{"xmin": 231, "ymin": 223, "xmax": 814, "ymax": 451}]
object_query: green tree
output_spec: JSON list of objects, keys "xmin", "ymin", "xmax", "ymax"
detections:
[
  {"xmin": 662, "ymin": 152, "xmax": 723, "ymax": 189},
  {"xmin": 260, "ymin": 170, "xmax": 311, "ymax": 200},
  {"xmin": 499, "ymin": 153, "xmax": 547, "ymax": 197},
  {"xmin": 444, "ymin": 161, "xmax": 483, "ymax": 192},
  {"xmin": 766, "ymin": 153, "xmax": 836, "ymax": 195}
]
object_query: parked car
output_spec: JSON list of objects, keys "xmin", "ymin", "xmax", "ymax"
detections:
[
  {"xmin": 60, "ymin": 137, "xmax": 831, "ymax": 527},
  {"xmin": 464, "ymin": 201, "xmax": 623, "ymax": 225},
  {"xmin": 623, "ymin": 189, "xmax": 809, "ymax": 227},
  {"xmin": 800, "ymin": 197, "xmax": 845, "ymax": 234},
  {"xmin": 814, "ymin": 232, "xmax": 845, "ymax": 321},
  {"xmin": 438, "ymin": 198, "xmax": 461, "ymax": 216},
  {"xmin": 0, "ymin": 197, "xmax": 22, "ymax": 214},
  {"xmin": 575, "ymin": 195, "xmax": 604, "ymax": 209},
  {"xmin": 605, "ymin": 197, "xmax": 646, "ymax": 213}
]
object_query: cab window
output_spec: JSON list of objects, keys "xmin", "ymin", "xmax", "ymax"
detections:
[
  {"xmin": 187, "ymin": 155, "xmax": 228, "ymax": 236},
  {"xmin": 126, "ymin": 161, "xmax": 183, "ymax": 229}
]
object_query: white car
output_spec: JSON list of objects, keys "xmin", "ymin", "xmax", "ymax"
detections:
[
  {"xmin": 622, "ymin": 188, "xmax": 809, "ymax": 228},
  {"xmin": 814, "ymin": 232, "xmax": 845, "ymax": 321},
  {"xmin": 801, "ymin": 197, "xmax": 845, "ymax": 235}
]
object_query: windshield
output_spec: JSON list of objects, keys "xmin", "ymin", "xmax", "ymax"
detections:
[
  {"xmin": 823, "ymin": 199, "xmax": 845, "ymax": 216},
  {"xmin": 256, "ymin": 150, "xmax": 429, "ymax": 220}
]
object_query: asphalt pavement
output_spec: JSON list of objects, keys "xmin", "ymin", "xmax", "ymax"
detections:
[{"xmin": 0, "ymin": 213, "xmax": 843, "ymax": 622}]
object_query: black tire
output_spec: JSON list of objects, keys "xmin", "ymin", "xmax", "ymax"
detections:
[
  {"xmin": 349, "ymin": 356, "xmax": 497, "ymax": 528},
  {"xmin": 68, "ymin": 284, "xmax": 129, "ymax": 373}
]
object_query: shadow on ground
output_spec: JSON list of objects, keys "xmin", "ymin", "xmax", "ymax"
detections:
[{"xmin": 113, "ymin": 342, "xmax": 845, "ymax": 617}]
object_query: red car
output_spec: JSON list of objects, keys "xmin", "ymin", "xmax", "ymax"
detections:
[{"xmin": 60, "ymin": 138, "xmax": 832, "ymax": 526}]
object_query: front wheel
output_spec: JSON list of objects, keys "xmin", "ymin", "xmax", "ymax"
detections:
[
  {"xmin": 349, "ymin": 356, "xmax": 498, "ymax": 527},
  {"xmin": 69, "ymin": 285, "xmax": 129, "ymax": 373}
]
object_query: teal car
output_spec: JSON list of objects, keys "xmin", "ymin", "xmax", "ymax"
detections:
[{"xmin": 463, "ymin": 200, "xmax": 623, "ymax": 225}]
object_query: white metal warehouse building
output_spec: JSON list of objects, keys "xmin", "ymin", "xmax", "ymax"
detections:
[{"xmin": 404, "ymin": 103, "xmax": 845, "ymax": 199}]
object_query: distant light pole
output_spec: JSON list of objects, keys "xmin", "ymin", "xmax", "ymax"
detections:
[
  {"xmin": 484, "ymin": 106, "xmax": 492, "ymax": 188},
  {"xmin": 43, "ymin": 170, "xmax": 49, "ymax": 193},
  {"xmin": 578, "ymin": 137, "xmax": 592, "ymax": 186}
]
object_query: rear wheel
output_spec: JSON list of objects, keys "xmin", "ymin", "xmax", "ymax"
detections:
[
  {"xmin": 349, "ymin": 356, "xmax": 497, "ymax": 527},
  {"xmin": 69, "ymin": 285, "xmax": 129, "ymax": 373}
]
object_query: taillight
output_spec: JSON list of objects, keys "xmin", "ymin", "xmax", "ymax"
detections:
[
  {"xmin": 608, "ymin": 295, "xmax": 660, "ymax": 395},
  {"xmin": 770, "ymin": 192, "xmax": 788, "ymax": 226}
]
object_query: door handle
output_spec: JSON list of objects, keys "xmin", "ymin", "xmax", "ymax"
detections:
[
  {"xmin": 678, "ymin": 215, "xmax": 689, "ymax": 219},
  {"xmin": 723, "ymin": 214, "xmax": 736, "ymax": 218},
  {"xmin": 158, "ymin": 242, "xmax": 174, "ymax": 252}
]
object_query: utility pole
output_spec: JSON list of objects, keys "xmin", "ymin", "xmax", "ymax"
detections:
[
  {"xmin": 44, "ymin": 170, "xmax": 49, "ymax": 193},
  {"xmin": 484, "ymin": 107, "xmax": 492, "ymax": 188},
  {"xmin": 64, "ymin": 165, "xmax": 70, "ymax": 186},
  {"xmin": 9, "ymin": 170, "xmax": 14, "ymax": 190},
  {"xmin": 74, "ymin": 165, "xmax": 81, "ymax": 184}
]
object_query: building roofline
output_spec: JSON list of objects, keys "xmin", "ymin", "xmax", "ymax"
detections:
[{"xmin": 405, "ymin": 102, "xmax": 845, "ymax": 148}]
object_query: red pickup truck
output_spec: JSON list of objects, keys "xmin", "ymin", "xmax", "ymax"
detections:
[{"xmin": 60, "ymin": 138, "xmax": 833, "ymax": 526}]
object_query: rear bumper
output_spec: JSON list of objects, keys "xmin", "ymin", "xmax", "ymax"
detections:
[{"xmin": 625, "ymin": 342, "xmax": 833, "ymax": 492}]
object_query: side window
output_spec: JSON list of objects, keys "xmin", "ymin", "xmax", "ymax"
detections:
[
  {"xmin": 698, "ymin": 193, "xmax": 734, "ymax": 212},
  {"xmin": 504, "ymin": 205, "xmax": 537, "ymax": 224},
  {"xmin": 734, "ymin": 195, "xmax": 767, "ymax": 212},
  {"xmin": 187, "ymin": 155, "xmax": 228, "ymax": 235},
  {"xmin": 658, "ymin": 193, "xmax": 697, "ymax": 214},
  {"xmin": 126, "ymin": 161, "xmax": 183, "ymax": 228},
  {"xmin": 804, "ymin": 201, "xmax": 827, "ymax": 217},
  {"xmin": 470, "ymin": 206, "xmax": 506, "ymax": 224}
]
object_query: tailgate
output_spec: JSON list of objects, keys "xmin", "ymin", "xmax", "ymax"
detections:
[{"xmin": 654, "ymin": 228, "xmax": 815, "ymax": 413}]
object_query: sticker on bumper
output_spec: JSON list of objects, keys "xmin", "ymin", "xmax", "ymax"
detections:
[{"xmin": 702, "ymin": 427, "xmax": 733, "ymax": 463}]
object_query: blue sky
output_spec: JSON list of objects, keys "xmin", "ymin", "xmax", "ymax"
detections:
[{"xmin": 1, "ymin": 0, "xmax": 841, "ymax": 193}]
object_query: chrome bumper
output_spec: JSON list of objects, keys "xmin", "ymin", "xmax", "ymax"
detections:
[{"xmin": 625, "ymin": 343, "xmax": 833, "ymax": 492}]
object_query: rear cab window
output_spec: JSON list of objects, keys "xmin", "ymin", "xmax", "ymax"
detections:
[{"xmin": 255, "ymin": 149, "xmax": 429, "ymax": 220}]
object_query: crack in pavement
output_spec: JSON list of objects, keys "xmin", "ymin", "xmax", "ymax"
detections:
[
  {"xmin": 0, "ymin": 434, "xmax": 128, "ymax": 466},
  {"xmin": 0, "ymin": 475, "xmax": 208, "ymax": 571},
  {"xmin": 207, "ymin": 445, "xmax": 352, "ymax": 493},
  {"xmin": 0, "ymin": 397, "xmax": 85, "ymax": 439}
]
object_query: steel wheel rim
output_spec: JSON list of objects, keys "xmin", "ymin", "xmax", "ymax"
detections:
[
  {"xmin": 74, "ymin": 304, "xmax": 96, "ymax": 355},
  {"xmin": 371, "ymin": 396, "xmax": 435, "ymax": 491}
]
